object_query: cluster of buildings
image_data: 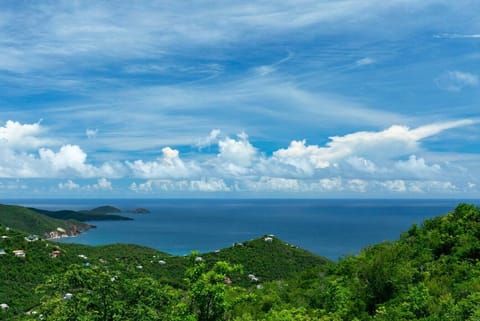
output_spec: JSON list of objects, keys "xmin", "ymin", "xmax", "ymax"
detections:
[{"xmin": 48, "ymin": 227, "xmax": 69, "ymax": 239}]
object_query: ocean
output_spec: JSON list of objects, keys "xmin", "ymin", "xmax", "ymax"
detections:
[{"xmin": 8, "ymin": 198, "xmax": 478, "ymax": 261}]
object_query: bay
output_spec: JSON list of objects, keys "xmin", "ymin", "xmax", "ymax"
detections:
[{"xmin": 9, "ymin": 198, "xmax": 479, "ymax": 260}]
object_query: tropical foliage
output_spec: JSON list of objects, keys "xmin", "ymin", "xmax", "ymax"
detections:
[{"xmin": 1, "ymin": 203, "xmax": 480, "ymax": 320}]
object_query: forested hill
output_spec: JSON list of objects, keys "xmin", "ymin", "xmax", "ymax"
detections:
[
  {"xmin": 0, "ymin": 204, "xmax": 329, "ymax": 320},
  {"xmin": 29, "ymin": 206, "xmax": 133, "ymax": 222},
  {"xmin": 1, "ymin": 203, "xmax": 480, "ymax": 320},
  {"xmin": 0, "ymin": 204, "xmax": 91, "ymax": 236}
]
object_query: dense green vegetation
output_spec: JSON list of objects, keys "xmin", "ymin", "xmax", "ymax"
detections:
[
  {"xmin": 0, "ymin": 205, "xmax": 90, "ymax": 236},
  {"xmin": 1, "ymin": 203, "xmax": 480, "ymax": 320},
  {"xmin": 29, "ymin": 206, "xmax": 133, "ymax": 222}
]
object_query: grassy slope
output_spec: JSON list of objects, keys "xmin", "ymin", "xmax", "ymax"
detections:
[{"xmin": 0, "ymin": 205, "xmax": 90, "ymax": 236}]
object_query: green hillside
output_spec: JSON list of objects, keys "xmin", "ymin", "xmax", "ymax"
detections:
[
  {"xmin": 2, "ymin": 203, "xmax": 480, "ymax": 321},
  {"xmin": 0, "ymin": 204, "xmax": 90, "ymax": 237},
  {"xmin": 0, "ymin": 205, "xmax": 330, "ymax": 319}
]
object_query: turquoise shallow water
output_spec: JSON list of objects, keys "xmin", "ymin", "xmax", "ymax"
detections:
[{"xmin": 8, "ymin": 199, "xmax": 479, "ymax": 260}]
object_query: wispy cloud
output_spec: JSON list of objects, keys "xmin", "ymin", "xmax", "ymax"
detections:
[
  {"xmin": 355, "ymin": 57, "xmax": 375, "ymax": 66},
  {"xmin": 435, "ymin": 71, "xmax": 479, "ymax": 92},
  {"xmin": 434, "ymin": 33, "xmax": 480, "ymax": 39}
]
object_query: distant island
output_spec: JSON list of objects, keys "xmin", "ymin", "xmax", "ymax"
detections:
[
  {"xmin": 78, "ymin": 205, "xmax": 150, "ymax": 215},
  {"xmin": 29, "ymin": 205, "xmax": 150, "ymax": 223}
]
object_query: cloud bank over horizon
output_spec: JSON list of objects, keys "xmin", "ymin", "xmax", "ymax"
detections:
[{"xmin": 0, "ymin": 119, "xmax": 478, "ymax": 197}]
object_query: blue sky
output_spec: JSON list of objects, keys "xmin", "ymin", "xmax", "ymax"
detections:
[{"xmin": 0, "ymin": 1, "xmax": 479, "ymax": 198}]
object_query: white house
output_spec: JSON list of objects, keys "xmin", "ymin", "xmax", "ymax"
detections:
[
  {"xmin": 12, "ymin": 250, "xmax": 25, "ymax": 258},
  {"xmin": 0, "ymin": 303, "xmax": 9, "ymax": 310},
  {"xmin": 0, "ymin": 249, "xmax": 6, "ymax": 255}
]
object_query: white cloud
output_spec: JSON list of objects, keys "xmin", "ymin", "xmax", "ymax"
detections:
[
  {"xmin": 434, "ymin": 33, "xmax": 480, "ymax": 39},
  {"xmin": 0, "ymin": 120, "xmax": 55, "ymax": 149},
  {"xmin": 58, "ymin": 179, "xmax": 80, "ymax": 190},
  {"xmin": 316, "ymin": 177, "xmax": 343, "ymax": 191},
  {"xmin": 246, "ymin": 177, "xmax": 301, "ymax": 192},
  {"xmin": 196, "ymin": 129, "xmax": 221, "ymax": 149},
  {"xmin": 346, "ymin": 156, "xmax": 378, "ymax": 174},
  {"xmin": 216, "ymin": 133, "xmax": 257, "ymax": 176},
  {"xmin": 130, "ymin": 178, "xmax": 230, "ymax": 192},
  {"xmin": 347, "ymin": 179, "xmax": 368, "ymax": 192},
  {"xmin": 127, "ymin": 147, "xmax": 200, "ymax": 179},
  {"xmin": 380, "ymin": 180, "xmax": 407, "ymax": 192},
  {"xmin": 0, "ymin": 118, "xmax": 477, "ymax": 195},
  {"xmin": 394, "ymin": 155, "xmax": 441, "ymax": 177},
  {"xmin": 273, "ymin": 120, "xmax": 475, "ymax": 174},
  {"xmin": 435, "ymin": 71, "xmax": 479, "ymax": 92},
  {"xmin": 86, "ymin": 128, "xmax": 98, "ymax": 139},
  {"xmin": 90, "ymin": 178, "xmax": 113, "ymax": 191},
  {"xmin": 355, "ymin": 57, "xmax": 375, "ymax": 66},
  {"xmin": 405, "ymin": 180, "xmax": 457, "ymax": 193},
  {"xmin": 130, "ymin": 181, "xmax": 153, "ymax": 193}
]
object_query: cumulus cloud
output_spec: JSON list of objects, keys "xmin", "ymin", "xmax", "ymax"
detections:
[
  {"xmin": 380, "ymin": 180, "xmax": 407, "ymax": 192},
  {"xmin": 58, "ymin": 179, "xmax": 80, "ymax": 190},
  {"xmin": 58, "ymin": 178, "xmax": 112, "ymax": 191},
  {"xmin": 127, "ymin": 147, "xmax": 200, "ymax": 179},
  {"xmin": 196, "ymin": 129, "xmax": 221, "ymax": 149},
  {"xmin": 394, "ymin": 155, "xmax": 441, "ymax": 178},
  {"xmin": 246, "ymin": 177, "xmax": 301, "ymax": 192},
  {"xmin": 90, "ymin": 178, "xmax": 113, "ymax": 190},
  {"xmin": 435, "ymin": 71, "xmax": 479, "ymax": 92},
  {"xmin": 0, "ymin": 120, "xmax": 55, "ymax": 149},
  {"xmin": 214, "ymin": 132, "xmax": 258, "ymax": 177},
  {"xmin": 39, "ymin": 145, "xmax": 93, "ymax": 176},
  {"xmin": 0, "ymin": 118, "xmax": 477, "ymax": 195},
  {"xmin": 130, "ymin": 178, "xmax": 230, "ymax": 192},
  {"xmin": 273, "ymin": 120, "xmax": 475, "ymax": 174}
]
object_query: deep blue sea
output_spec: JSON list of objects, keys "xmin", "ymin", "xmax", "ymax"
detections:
[{"xmin": 7, "ymin": 199, "xmax": 479, "ymax": 261}]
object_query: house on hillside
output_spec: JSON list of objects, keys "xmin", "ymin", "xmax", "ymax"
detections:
[
  {"xmin": 50, "ymin": 250, "xmax": 61, "ymax": 258},
  {"xmin": 25, "ymin": 235, "xmax": 39, "ymax": 242},
  {"xmin": 0, "ymin": 303, "xmax": 9, "ymax": 310},
  {"xmin": 13, "ymin": 250, "xmax": 25, "ymax": 258},
  {"xmin": 264, "ymin": 237, "xmax": 273, "ymax": 242},
  {"xmin": 0, "ymin": 249, "xmax": 6, "ymax": 255},
  {"xmin": 49, "ymin": 231, "xmax": 59, "ymax": 239},
  {"xmin": 57, "ymin": 227, "xmax": 67, "ymax": 234}
]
